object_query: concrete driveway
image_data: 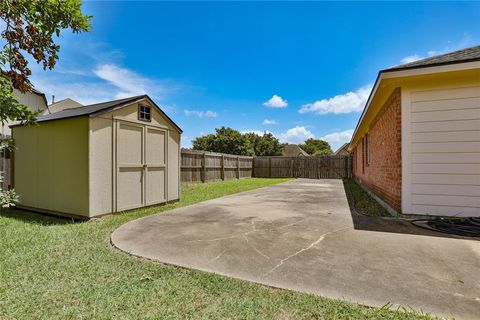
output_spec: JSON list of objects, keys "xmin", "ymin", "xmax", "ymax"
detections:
[{"xmin": 111, "ymin": 179, "xmax": 480, "ymax": 319}]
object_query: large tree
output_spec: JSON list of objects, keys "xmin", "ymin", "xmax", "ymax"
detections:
[
  {"xmin": 299, "ymin": 138, "xmax": 333, "ymax": 156},
  {"xmin": 192, "ymin": 127, "xmax": 254, "ymax": 156},
  {"xmin": 0, "ymin": 0, "xmax": 91, "ymax": 206},
  {"xmin": 192, "ymin": 128, "xmax": 285, "ymax": 156},
  {"xmin": 244, "ymin": 132, "xmax": 283, "ymax": 156},
  {"xmin": 0, "ymin": 0, "xmax": 91, "ymax": 131}
]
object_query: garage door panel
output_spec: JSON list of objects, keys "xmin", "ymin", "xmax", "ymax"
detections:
[
  {"xmin": 411, "ymin": 108, "xmax": 480, "ymax": 123},
  {"xmin": 145, "ymin": 167, "xmax": 165, "ymax": 205},
  {"xmin": 411, "ymin": 86, "xmax": 480, "ymax": 102},
  {"xmin": 411, "ymin": 97, "xmax": 480, "ymax": 113},
  {"xmin": 411, "ymin": 173, "xmax": 480, "ymax": 185},
  {"xmin": 412, "ymin": 194, "xmax": 480, "ymax": 208},
  {"xmin": 412, "ymin": 184, "xmax": 480, "ymax": 197},
  {"xmin": 410, "ymin": 204, "xmax": 480, "ymax": 216},
  {"xmin": 411, "ymin": 119, "xmax": 480, "ymax": 133},
  {"xmin": 412, "ymin": 131, "xmax": 480, "ymax": 143},
  {"xmin": 411, "ymin": 141, "xmax": 480, "ymax": 153},
  {"xmin": 117, "ymin": 167, "xmax": 143, "ymax": 211},
  {"xmin": 412, "ymin": 163, "xmax": 480, "ymax": 174},
  {"xmin": 412, "ymin": 152, "xmax": 480, "ymax": 164}
]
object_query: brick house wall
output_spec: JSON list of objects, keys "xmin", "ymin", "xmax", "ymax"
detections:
[{"xmin": 352, "ymin": 87, "xmax": 402, "ymax": 212}]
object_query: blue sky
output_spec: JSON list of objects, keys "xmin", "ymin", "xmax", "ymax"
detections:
[{"xmin": 29, "ymin": 1, "xmax": 480, "ymax": 150}]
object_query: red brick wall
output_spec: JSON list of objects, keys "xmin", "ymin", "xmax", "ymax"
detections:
[{"xmin": 352, "ymin": 87, "xmax": 402, "ymax": 212}]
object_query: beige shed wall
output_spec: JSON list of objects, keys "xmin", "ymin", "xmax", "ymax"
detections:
[
  {"xmin": 168, "ymin": 130, "xmax": 180, "ymax": 201},
  {"xmin": 13, "ymin": 117, "xmax": 89, "ymax": 217},
  {"xmin": 89, "ymin": 99, "xmax": 181, "ymax": 216},
  {"xmin": 89, "ymin": 117, "xmax": 114, "ymax": 216},
  {"xmin": 99, "ymin": 100, "xmax": 175, "ymax": 130}
]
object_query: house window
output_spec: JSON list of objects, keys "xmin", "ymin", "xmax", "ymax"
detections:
[
  {"xmin": 365, "ymin": 134, "xmax": 371, "ymax": 166},
  {"xmin": 138, "ymin": 104, "xmax": 151, "ymax": 122}
]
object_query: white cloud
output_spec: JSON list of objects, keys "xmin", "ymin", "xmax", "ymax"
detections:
[
  {"xmin": 263, "ymin": 119, "xmax": 277, "ymax": 125},
  {"xmin": 31, "ymin": 79, "xmax": 118, "ymax": 105},
  {"xmin": 279, "ymin": 126, "xmax": 315, "ymax": 144},
  {"xmin": 263, "ymin": 94, "xmax": 288, "ymax": 108},
  {"xmin": 399, "ymin": 33, "xmax": 475, "ymax": 66},
  {"xmin": 299, "ymin": 85, "xmax": 372, "ymax": 115},
  {"xmin": 400, "ymin": 54, "xmax": 423, "ymax": 64},
  {"xmin": 184, "ymin": 110, "xmax": 218, "ymax": 118},
  {"xmin": 31, "ymin": 63, "xmax": 175, "ymax": 105},
  {"xmin": 94, "ymin": 64, "xmax": 168, "ymax": 99},
  {"xmin": 321, "ymin": 129, "xmax": 354, "ymax": 150}
]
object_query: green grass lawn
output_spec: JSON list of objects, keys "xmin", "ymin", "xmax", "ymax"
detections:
[{"xmin": 0, "ymin": 178, "xmax": 437, "ymax": 319}]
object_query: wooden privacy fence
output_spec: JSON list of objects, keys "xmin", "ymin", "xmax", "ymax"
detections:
[
  {"xmin": 253, "ymin": 155, "xmax": 352, "ymax": 179},
  {"xmin": 181, "ymin": 149, "xmax": 253, "ymax": 183}
]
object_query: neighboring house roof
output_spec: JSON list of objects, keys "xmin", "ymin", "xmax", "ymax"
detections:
[
  {"xmin": 12, "ymin": 95, "xmax": 183, "ymax": 133},
  {"xmin": 44, "ymin": 98, "xmax": 83, "ymax": 115},
  {"xmin": 282, "ymin": 144, "xmax": 309, "ymax": 157},
  {"xmin": 349, "ymin": 45, "xmax": 480, "ymax": 150},
  {"xmin": 334, "ymin": 143, "xmax": 349, "ymax": 155},
  {"xmin": 385, "ymin": 45, "xmax": 480, "ymax": 72},
  {"xmin": 31, "ymin": 88, "xmax": 48, "ymax": 106}
]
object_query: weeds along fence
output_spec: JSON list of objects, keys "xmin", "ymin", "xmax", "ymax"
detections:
[
  {"xmin": 253, "ymin": 155, "xmax": 352, "ymax": 179},
  {"xmin": 181, "ymin": 149, "xmax": 253, "ymax": 183}
]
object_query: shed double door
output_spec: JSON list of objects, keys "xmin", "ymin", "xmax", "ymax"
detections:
[{"xmin": 116, "ymin": 121, "xmax": 167, "ymax": 211}]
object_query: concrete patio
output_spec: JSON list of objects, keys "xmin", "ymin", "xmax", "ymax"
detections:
[{"xmin": 111, "ymin": 179, "xmax": 480, "ymax": 319}]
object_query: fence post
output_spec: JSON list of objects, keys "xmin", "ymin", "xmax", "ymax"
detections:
[
  {"xmin": 202, "ymin": 152, "xmax": 207, "ymax": 183},
  {"xmin": 344, "ymin": 156, "xmax": 347, "ymax": 178},
  {"xmin": 290, "ymin": 159, "xmax": 294, "ymax": 178},
  {"xmin": 237, "ymin": 156, "xmax": 240, "ymax": 179},
  {"xmin": 268, "ymin": 157, "xmax": 272, "ymax": 178},
  {"xmin": 221, "ymin": 155, "xmax": 225, "ymax": 180}
]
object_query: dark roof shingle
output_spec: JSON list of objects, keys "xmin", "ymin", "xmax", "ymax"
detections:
[
  {"xmin": 14, "ymin": 94, "xmax": 182, "ymax": 133},
  {"xmin": 36, "ymin": 95, "xmax": 145, "ymax": 122},
  {"xmin": 384, "ymin": 45, "xmax": 480, "ymax": 72}
]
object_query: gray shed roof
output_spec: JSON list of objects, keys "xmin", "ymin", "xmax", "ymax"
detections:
[
  {"xmin": 14, "ymin": 95, "xmax": 182, "ymax": 133},
  {"xmin": 384, "ymin": 45, "xmax": 480, "ymax": 72}
]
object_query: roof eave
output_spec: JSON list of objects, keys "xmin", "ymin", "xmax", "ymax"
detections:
[
  {"xmin": 348, "ymin": 60, "xmax": 480, "ymax": 151},
  {"xmin": 90, "ymin": 95, "xmax": 183, "ymax": 133},
  {"xmin": 11, "ymin": 95, "xmax": 183, "ymax": 134}
]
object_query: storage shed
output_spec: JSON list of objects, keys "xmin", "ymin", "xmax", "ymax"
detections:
[{"xmin": 11, "ymin": 95, "xmax": 182, "ymax": 219}]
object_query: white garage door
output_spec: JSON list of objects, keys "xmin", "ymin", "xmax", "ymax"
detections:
[
  {"xmin": 116, "ymin": 121, "xmax": 166, "ymax": 211},
  {"xmin": 404, "ymin": 86, "xmax": 480, "ymax": 217}
]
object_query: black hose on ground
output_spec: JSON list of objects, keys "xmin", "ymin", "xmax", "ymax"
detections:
[{"xmin": 411, "ymin": 217, "xmax": 480, "ymax": 238}]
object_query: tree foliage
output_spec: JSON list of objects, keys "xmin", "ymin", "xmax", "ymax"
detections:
[
  {"xmin": 244, "ymin": 132, "xmax": 283, "ymax": 156},
  {"xmin": 299, "ymin": 138, "xmax": 333, "ymax": 155},
  {"xmin": 192, "ymin": 127, "xmax": 284, "ymax": 156},
  {"xmin": 0, "ymin": 0, "xmax": 90, "ymax": 207},
  {"xmin": 0, "ymin": 0, "xmax": 91, "ymax": 135},
  {"xmin": 193, "ymin": 127, "xmax": 254, "ymax": 156},
  {"xmin": 1, "ymin": 0, "xmax": 91, "ymax": 92}
]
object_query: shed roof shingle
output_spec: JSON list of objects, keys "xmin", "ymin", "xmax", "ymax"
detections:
[{"xmin": 14, "ymin": 94, "xmax": 182, "ymax": 133}]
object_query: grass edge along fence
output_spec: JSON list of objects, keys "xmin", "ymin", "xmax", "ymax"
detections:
[{"xmin": 181, "ymin": 149, "xmax": 253, "ymax": 183}]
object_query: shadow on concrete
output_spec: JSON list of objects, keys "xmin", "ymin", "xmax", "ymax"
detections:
[{"xmin": 342, "ymin": 180, "xmax": 479, "ymax": 241}]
